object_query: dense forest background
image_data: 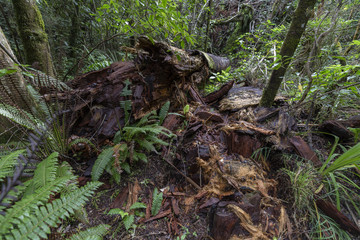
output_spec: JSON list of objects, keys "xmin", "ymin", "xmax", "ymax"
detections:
[{"xmin": 1, "ymin": 0, "xmax": 360, "ymax": 239}]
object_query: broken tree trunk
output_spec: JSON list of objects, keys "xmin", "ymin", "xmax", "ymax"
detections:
[{"xmin": 61, "ymin": 37, "xmax": 230, "ymax": 142}]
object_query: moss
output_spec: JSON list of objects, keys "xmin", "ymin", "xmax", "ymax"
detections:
[{"xmin": 12, "ymin": 0, "xmax": 54, "ymax": 76}]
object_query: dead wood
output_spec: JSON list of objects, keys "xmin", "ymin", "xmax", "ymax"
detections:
[
  {"xmin": 289, "ymin": 136, "xmax": 322, "ymax": 167},
  {"xmin": 316, "ymin": 198, "xmax": 360, "ymax": 236},
  {"xmin": 61, "ymin": 37, "xmax": 230, "ymax": 142}
]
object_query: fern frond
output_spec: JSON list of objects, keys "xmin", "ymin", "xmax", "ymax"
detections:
[
  {"xmin": 69, "ymin": 138, "xmax": 96, "ymax": 150},
  {"xmin": 0, "ymin": 150, "xmax": 25, "ymax": 181},
  {"xmin": 4, "ymin": 181, "xmax": 102, "ymax": 240},
  {"xmin": 136, "ymin": 113, "xmax": 150, "ymax": 127},
  {"xmin": 0, "ymin": 103, "xmax": 44, "ymax": 130},
  {"xmin": 159, "ymin": 101, "xmax": 170, "ymax": 125},
  {"xmin": 136, "ymin": 139, "xmax": 157, "ymax": 153},
  {"xmin": 28, "ymin": 69, "xmax": 72, "ymax": 92},
  {"xmin": 91, "ymin": 147, "xmax": 114, "ymax": 181},
  {"xmin": 0, "ymin": 175, "xmax": 74, "ymax": 232},
  {"xmin": 133, "ymin": 152, "xmax": 147, "ymax": 163},
  {"xmin": 146, "ymin": 135, "xmax": 169, "ymax": 146},
  {"xmin": 32, "ymin": 152, "xmax": 59, "ymax": 189},
  {"xmin": 67, "ymin": 224, "xmax": 110, "ymax": 240},
  {"xmin": 27, "ymin": 85, "xmax": 51, "ymax": 119},
  {"xmin": 120, "ymin": 100, "xmax": 132, "ymax": 125},
  {"xmin": 56, "ymin": 161, "xmax": 74, "ymax": 178},
  {"xmin": 151, "ymin": 188, "xmax": 163, "ymax": 216}
]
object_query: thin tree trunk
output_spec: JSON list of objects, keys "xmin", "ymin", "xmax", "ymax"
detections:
[
  {"xmin": 12, "ymin": 0, "xmax": 55, "ymax": 77},
  {"xmin": 259, "ymin": 0, "xmax": 317, "ymax": 107}
]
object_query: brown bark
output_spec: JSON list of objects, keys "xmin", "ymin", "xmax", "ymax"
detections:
[
  {"xmin": 63, "ymin": 37, "xmax": 229, "ymax": 142},
  {"xmin": 260, "ymin": 0, "xmax": 317, "ymax": 107}
]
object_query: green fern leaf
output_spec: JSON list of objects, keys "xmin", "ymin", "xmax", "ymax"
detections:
[
  {"xmin": 69, "ymin": 138, "xmax": 96, "ymax": 150},
  {"xmin": 132, "ymin": 152, "xmax": 147, "ymax": 163},
  {"xmin": 66, "ymin": 224, "xmax": 110, "ymax": 240},
  {"xmin": 159, "ymin": 101, "xmax": 170, "ymax": 125},
  {"xmin": 123, "ymin": 214, "xmax": 134, "ymax": 231},
  {"xmin": 146, "ymin": 135, "xmax": 169, "ymax": 146},
  {"xmin": 0, "ymin": 103, "xmax": 43, "ymax": 130},
  {"xmin": 130, "ymin": 202, "xmax": 147, "ymax": 210},
  {"xmin": 0, "ymin": 149, "xmax": 25, "ymax": 181},
  {"xmin": 27, "ymin": 85, "xmax": 51, "ymax": 119},
  {"xmin": 151, "ymin": 188, "xmax": 163, "ymax": 216},
  {"xmin": 33, "ymin": 152, "xmax": 59, "ymax": 189},
  {"xmin": 6, "ymin": 182, "xmax": 102, "ymax": 240},
  {"xmin": 120, "ymin": 79, "xmax": 132, "ymax": 97},
  {"xmin": 120, "ymin": 100, "xmax": 132, "ymax": 125},
  {"xmin": 0, "ymin": 175, "xmax": 74, "ymax": 233},
  {"xmin": 91, "ymin": 147, "xmax": 114, "ymax": 181},
  {"xmin": 136, "ymin": 139, "xmax": 157, "ymax": 153},
  {"xmin": 136, "ymin": 113, "xmax": 150, "ymax": 127}
]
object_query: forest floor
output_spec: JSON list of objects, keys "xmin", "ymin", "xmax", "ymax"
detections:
[{"xmin": 51, "ymin": 91, "xmax": 360, "ymax": 239}]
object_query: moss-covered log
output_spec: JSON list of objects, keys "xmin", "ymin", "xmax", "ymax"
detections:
[
  {"xmin": 12, "ymin": 0, "xmax": 55, "ymax": 76},
  {"xmin": 259, "ymin": 0, "xmax": 317, "ymax": 107}
]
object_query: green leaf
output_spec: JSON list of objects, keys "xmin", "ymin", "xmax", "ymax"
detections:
[
  {"xmin": 151, "ymin": 188, "xmax": 163, "ymax": 216},
  {"xmin": 92, "ymin": 148, "xmax": 114, "ymax": 181},
  {"xmin": 130, "ymin": 202, "xmax": 147, "ymax": 210},
  {"xmin": 123, "ymin": 215, "xmax": 134, "ymax": 231},
  {"xmin": 159, "ymin": 101, "xmax": 170, "ymax": 125}
]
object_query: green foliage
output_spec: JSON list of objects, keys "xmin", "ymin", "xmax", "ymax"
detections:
[
  {"xmin": 108, "ymin": 202, "xmax": 146, "ymax": 232},
  {"xmin": 282, "ymin": 162, "xmax": 318, "ymax": 210},
  {"xmin": 0, "ymin": 150, "xmax": 25, "ymax": 182},
  {"xmin": 91, "ymin": 147, "xmax": 114, "ymax": 181},
  {"xmin": 204, "ymin": 66, "xmax": 232, "ymax": 94},
  {"xmin": 95, "ymin": 0, "xmax": 195, "ymax": 48},
  {"xmin": 0, "ymin": 151, "xmax": 104, "ymax": 240},
  {"xmin": 283, "ymin": 136, "xmax": 360, "ymax": 238},
  {"xmin": 151, "ymin": 187, "xmax": 163, "ymax": 216},
  {"xmin": 92, "ymin": 101, "xmax": 175, "ymax": 183},
  {"xmin": 66, "ymin": 224, "xmax": 110, "ymax": 240}
]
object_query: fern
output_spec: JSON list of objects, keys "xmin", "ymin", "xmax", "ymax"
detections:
[
  {"xmin": 66, "ymin": 224, "xmax": 110, "ymax": 240},
  {"xmin": 4, "ymin": 182, "xmax": 101, "ymax": 240},
  {"xmin": 0, "ymin": 103, "xmax": 44, "ymax": 130},
  {"xmin": 0, "ymin": 175, "xmax": 74, "ymax": 232},
  {"xmin": 27, "ymin": 85, "xmax": 51, "ymax": 119},
  {"xmin": 0, "ymin": 149, "xmax": 24, "ymax": 182},
  {"xmin": 27, "ymin": 68, "xmax": 71, "ymax": 92},
  {"xmin": 120, "ymin": 100, "xmax": 132, "ymax": 125},
  {"xmin": 69, "ymin": 138, "xmax": 96, "ymax": 150},
  {"xmin": 32, "ymin": 152, "xmax": 59, "ymax": 189},
  {"xmin": 91, "ymin": 147, "xmax": 114, "ymax": 181},
  {"xmin": 151, "ymin": 188, "xmax": 163, "ymax": 216},
  {"xmin": 159, "ymin": 101, "xmax": 170, "ymax": 125}
]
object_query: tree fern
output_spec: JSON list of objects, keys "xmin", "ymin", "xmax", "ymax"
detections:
[
  {"xmin": 91, "ymin": 147, "xmax": 114, "ymax": 181},
  {"xmin": 66, "ymin": 224, "xmax": 110, "ymax": 240}
]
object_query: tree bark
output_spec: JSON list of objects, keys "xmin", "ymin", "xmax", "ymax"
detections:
[
  {"xmin": 12, "ymin": 0, "xmax": 55, "ymax": 77},
  {"xmin": 259, "ymin": 0, "xmax": 317, "ymax": 107},
  {"xmin": 0, "ymin": 26, "xmax": 33, "ymax": 140}
]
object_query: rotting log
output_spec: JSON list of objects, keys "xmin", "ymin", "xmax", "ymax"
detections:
[{"xmin": 60, "ymin": 37, "xmax": 230, "ymax": 142}]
